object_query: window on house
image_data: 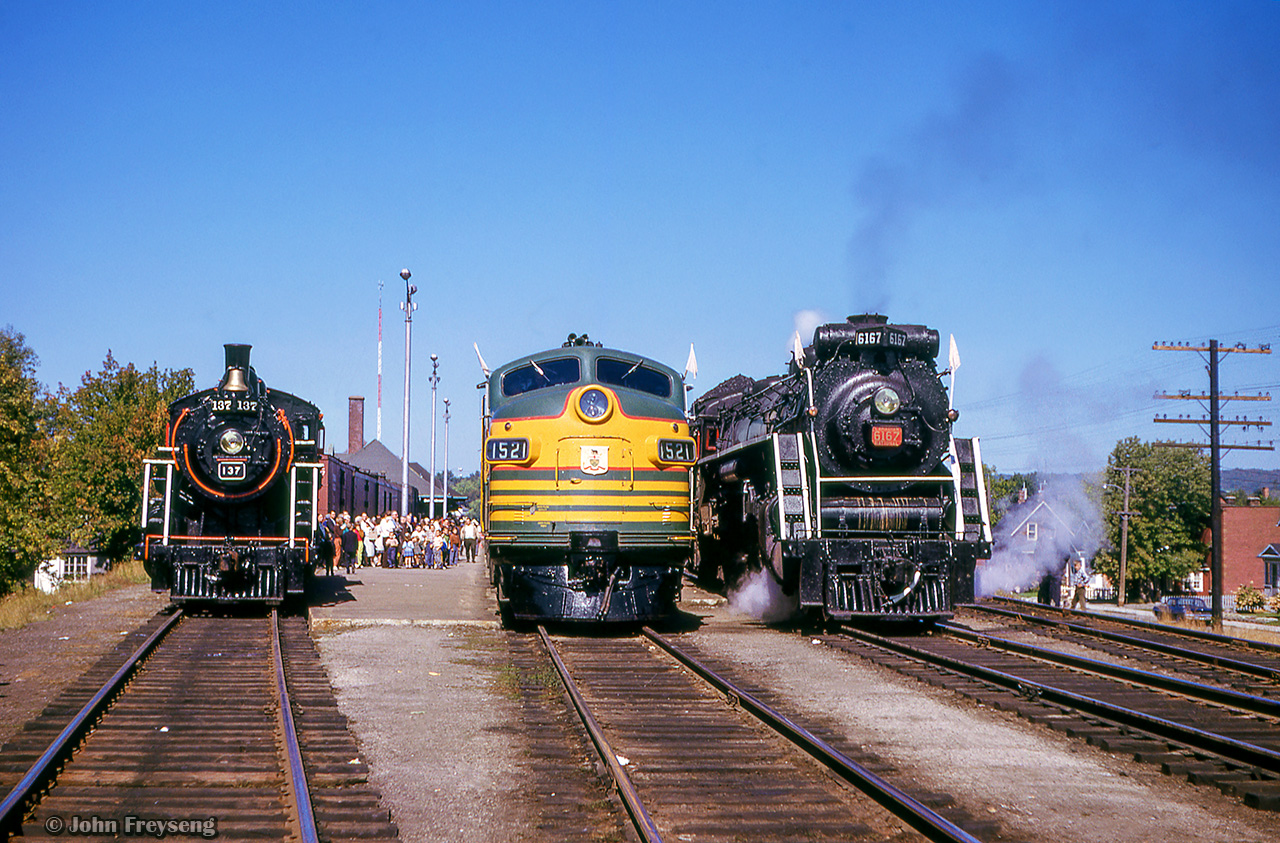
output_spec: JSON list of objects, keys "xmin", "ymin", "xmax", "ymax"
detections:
[
  {"xmin": 66, "ymin": 554, "xmax": 89, "ymax": 581},
  {"xmin": 1026, "ymin": 523, "xmax": 1037, "ymax": 540}
]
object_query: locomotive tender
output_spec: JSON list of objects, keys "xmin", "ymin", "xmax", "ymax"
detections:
[
  {"xmin": 141, "ymin": 344, "xmax": 324, "ymax": 604},
  {"xmin": 481, "ymin": 334, "xmax": 695, "ymax": 624},
  {"xmin": 690, "ymin": 314, "xmax": 991, "ymax": 623}
]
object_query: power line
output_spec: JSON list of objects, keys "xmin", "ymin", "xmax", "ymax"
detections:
[{"xmin": 1152, "ymin": 337, "xmax": 1273, "ymax": 629}]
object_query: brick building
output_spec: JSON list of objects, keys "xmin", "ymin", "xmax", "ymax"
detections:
[
  {"xmin": 1194, "ymin": 495, "xmax": 1280, "ymax": 598},
  {"xmin": 316, "ymin": 396, "xmax": 422, "ymax": 517}
]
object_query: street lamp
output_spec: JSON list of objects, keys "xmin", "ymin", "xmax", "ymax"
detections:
[
  {"xmin": 429, "ymin": 354, "xmax": 440, "ymax": 519},
  {"xmin": 443, "ymin": 398, "xmax": 451, "ymax": 517},
  {"xmin": 398, "ymin": 269, "xmax": 416, "ymax": 517}
]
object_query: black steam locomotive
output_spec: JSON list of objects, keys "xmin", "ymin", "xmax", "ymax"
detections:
[
  {"xmin": 141, "ymin": 344, "xmax": 324, "ymax": 604},
  {"xmin": 690, "ymin": 314, "xmax": 991, "ymax": 623}
]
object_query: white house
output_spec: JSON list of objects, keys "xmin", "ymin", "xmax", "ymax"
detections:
[{"xmin": 35, "ymin": 545, "xmax": 110, "ymax": 593}]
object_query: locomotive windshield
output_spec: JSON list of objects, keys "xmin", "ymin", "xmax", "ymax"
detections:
[
  {"xmin": 596, "ymin": 358, "xmax": 673, "ymax": 398},
  {"xmin": 501, "ymin": 357, "xmax": 581, "ymax": 397}
]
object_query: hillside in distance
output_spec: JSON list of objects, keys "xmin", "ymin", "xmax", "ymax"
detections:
[{"xmin": 1221, "ymin": 468, "xmax": 1280, "ymax": 496}]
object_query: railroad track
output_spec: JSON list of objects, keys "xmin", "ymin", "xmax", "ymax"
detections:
[
  {"xmin": 820, "ymin": 613, "xmax": 1280, "ymax": 812},
  {"xmin": 966, "ymin": 599, "xmax": 1280, "ymax": 695},
  {"xmin": 0, "ymin": 608, "xmax": 397, "ymax": 841},
  {"xmin": 537, "ymin": 626, "xmax": 989, "ymax": 843}
]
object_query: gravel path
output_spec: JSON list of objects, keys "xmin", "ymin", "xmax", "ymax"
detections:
[{"xmin": 0, "ymin": 585, "xmax": 170, "ymax": 749}]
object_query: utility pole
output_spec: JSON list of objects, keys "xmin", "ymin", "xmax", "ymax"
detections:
[
  {"xmin": 1152, "ymin": 338, "xmax": 1272, "ymax": 630},
  {"xmin": 1109, "ymin": 466, "xmax": 1140, "ymax": 607},
  {"xmin": 398, "ymin": 269, "xmax": 416, "ymax": 517}
]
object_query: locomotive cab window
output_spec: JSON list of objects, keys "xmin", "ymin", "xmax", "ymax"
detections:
[
  {"xmin": 501, "ymin": 357, "xmax": 581, "ymax": 397},
  {"xmin": 596, "ymin": 358, "xmax": 672, "ymax": 398}
]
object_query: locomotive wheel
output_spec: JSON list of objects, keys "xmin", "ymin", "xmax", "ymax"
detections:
[{"xmin": 752, "ymin": 500, "xmax": 798, "ymax": 596}]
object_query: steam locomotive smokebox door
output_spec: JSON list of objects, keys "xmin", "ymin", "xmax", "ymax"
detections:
[{"xmin": 569, "ymin": 530, "xmax": 619, "ymax": 582}]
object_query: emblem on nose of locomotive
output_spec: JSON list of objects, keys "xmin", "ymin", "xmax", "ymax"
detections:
[{"xmin": 581, "ymin": 445, "xmax": 609, "ymax": 475}]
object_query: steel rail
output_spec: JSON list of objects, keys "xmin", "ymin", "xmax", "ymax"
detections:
[
  {"xmin": 641, "ymin": 627, "xmax": 983, "ymax": 843},
  {"xmin": 964, "ymin": 603, "xmax": 1280, "ymax": 680},
  {"xmin": 537, "ymin": 626, "xmax": 664, "ymax": 843},
  {"xmin": 0, "ymin": 608, "xmax": 184, "ymax": 836},
  {"xmin": 981, "ymin": 597, "xmax": 1280, "ymax": 656},
  {"xmin": 272, "ymin": 609, "xmax": 320, "ymax": 843},
  {"xmin": 838, "ymin": 626, "xmax": 1280, "ymax": 775},
  {"xmin": 939, "ymin": 621, "xmax": 1280, "ymax": 719}
]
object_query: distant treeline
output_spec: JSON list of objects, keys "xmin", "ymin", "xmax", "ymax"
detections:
[{"xmin": 1221, "ymin": 469, "xmax": 1280, "ymax": 497}]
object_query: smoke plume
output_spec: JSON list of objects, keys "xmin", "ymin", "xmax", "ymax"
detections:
[
  {"xmin": 728, "ymin": 569, "xmax": 798, "ymax": 624},
  {"xmin": 848, "ymin": 53, "xmax": 1020, "ymax": 311},
  {"xmin": 976, "ymin": 476, "xmax": 1104, "ymax": 598}
]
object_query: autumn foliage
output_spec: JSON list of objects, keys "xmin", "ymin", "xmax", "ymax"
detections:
[{"xmin": 0, "ymin": 327, "xmax": 192, "ymax": 595}]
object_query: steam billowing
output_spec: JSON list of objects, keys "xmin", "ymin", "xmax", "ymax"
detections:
[
  {"xmin": 976, "ymin": 477, "xmax": 1103, "ymax": 598},
  {"xmin": 728, "ymin": 568, "xmax": 798, "ymax": 623}
]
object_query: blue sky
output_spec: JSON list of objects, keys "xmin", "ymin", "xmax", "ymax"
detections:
[{"xmin": 4, "ymin": 1, "xmax": 1278, "ymax": 477}]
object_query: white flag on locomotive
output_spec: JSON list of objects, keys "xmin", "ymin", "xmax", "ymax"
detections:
[{"xmin": 947, "ymin": 334, "xmax": 961, "ymax": 410}]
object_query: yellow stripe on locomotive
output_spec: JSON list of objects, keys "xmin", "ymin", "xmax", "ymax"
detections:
[{"xmin": 485, "ymin": 384, "xmax": 694, "ymax": 542}]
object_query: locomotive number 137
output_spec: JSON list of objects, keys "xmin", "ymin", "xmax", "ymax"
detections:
[{"xmin": 209, "ymin": 398, "xmax": 259, "ymax": 413}]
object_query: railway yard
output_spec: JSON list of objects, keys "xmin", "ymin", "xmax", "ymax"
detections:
[{"xmin": 2, "ymin": 563, "xmax": 1279, "ymax": 842}]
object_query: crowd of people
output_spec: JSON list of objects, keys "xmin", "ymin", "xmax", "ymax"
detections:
[{"xmin": 313, "ymin": 510, "xmax": 483, "ymax": 575}]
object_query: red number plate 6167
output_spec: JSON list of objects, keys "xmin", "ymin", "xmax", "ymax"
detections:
[{"xmin": 871, "ymin": 426, "xmax": 903, "ymax": 448}]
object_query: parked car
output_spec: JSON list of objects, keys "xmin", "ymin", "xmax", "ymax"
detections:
[{"xmin": 1152, "ymin": 596, "xmax": 1211, "ymax": 621}]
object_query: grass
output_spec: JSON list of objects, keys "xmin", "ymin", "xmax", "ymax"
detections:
[{"xmin": 0, "ymin": 559, "xmax": 151, "ymax": 631}]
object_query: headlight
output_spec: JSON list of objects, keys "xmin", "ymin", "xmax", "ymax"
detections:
[
  {"xmin": 873, "ymin": 387, "xmax": 901, "ymax": 416},
  {"xmin": 219, "ymin": 429, "xmax": 246, "ymax": 455},
  {"xmin": 578, "ymin": 388, "xmax": 610, "ymax": 420}
]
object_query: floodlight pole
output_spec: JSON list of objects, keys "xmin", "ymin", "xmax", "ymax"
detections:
[
  {"xmin": 398, "ymin": 269, "xmax": 416, "ymax": 517},
  {"xmin": 429, "ymin": 354, "xmax": 440, "ymax": 519},
  {"xmin": 443, "ymin": 398, "xmax": 451, "ymax": 517}
]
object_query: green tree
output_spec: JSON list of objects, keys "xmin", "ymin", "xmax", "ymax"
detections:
[
  {"xmin": 48, "ymin": 352, "xmax": 194, "ymax": 564},
  {"xmin": 983, "ymin": 465, "xmax": 1040, "ymax": 530},
  {"xmin": 0, "ymin": 327, "xmax": 55, "ymax": 595},
  {"xmin": 1094, "ymin": 436, "xmax": 1209, "ymax": 600}
]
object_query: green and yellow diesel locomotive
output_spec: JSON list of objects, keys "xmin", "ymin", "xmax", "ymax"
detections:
[{"xmin": 481, "ymin": 334, "xmax": 695, "ymax": 624}]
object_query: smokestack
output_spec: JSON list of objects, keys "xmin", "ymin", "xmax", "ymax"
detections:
[
  {"xmin": 220, "ymin": 344, "xmax": 251, "ymax": 392},
  {"xmin": 348, "ymin": 396, "xmax": 365, "ymax": 454}
]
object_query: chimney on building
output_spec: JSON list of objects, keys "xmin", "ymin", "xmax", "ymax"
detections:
[
  {"xmin": 1017, "ymin": 484, "xmax": 1028, "ymax": 505},
  {"xmin": 348, "ymin": 396, "xmax": 365, "ymax": 454}
]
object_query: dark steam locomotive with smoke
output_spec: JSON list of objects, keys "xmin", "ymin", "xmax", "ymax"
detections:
[
  {"xmin": 141, "ymin": 344, "xmax": 324, "ymax": 605},
  {"xmin": 690, "ymin": 314, "xmax": 991, "ymax": 623}
]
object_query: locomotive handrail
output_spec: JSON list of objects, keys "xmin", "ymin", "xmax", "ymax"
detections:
[
  {"xmin": 147, "ymin": 534, "xmax": 307, "ymax": 544},
  {"xmin": 817, "ymin": 474, "xmax": 954, "ymax": 484}
]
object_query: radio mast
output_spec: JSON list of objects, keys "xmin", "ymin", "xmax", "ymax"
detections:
[{"xmin": 377, "ymin": 279, "xmax": 384, "ymax": 442}]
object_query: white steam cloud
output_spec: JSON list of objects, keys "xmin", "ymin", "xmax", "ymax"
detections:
[
  {"xmin": 976, "ymin": 477, "xmax": 1104, "ymax": 598},
  {"xmin": 789, "ymin": 309, "xmax": 827, "ymax": 358},
  {"xmin": 728, "ymin": 569, "xmax": 798, "ymax": 623}
]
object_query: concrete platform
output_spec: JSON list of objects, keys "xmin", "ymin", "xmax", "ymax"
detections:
[{"xmin": 308, "ymin": 561, "xmax": 499, "ymax": 628}]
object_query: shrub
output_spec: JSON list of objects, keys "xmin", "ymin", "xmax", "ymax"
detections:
[
  {"xmin": 1235, "ymin": 583, "xmax": 1264, "ymax": 612},
  {"xmin": 1268, "ymin": 592, "xmax": 1280, "ymax": 614}
]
